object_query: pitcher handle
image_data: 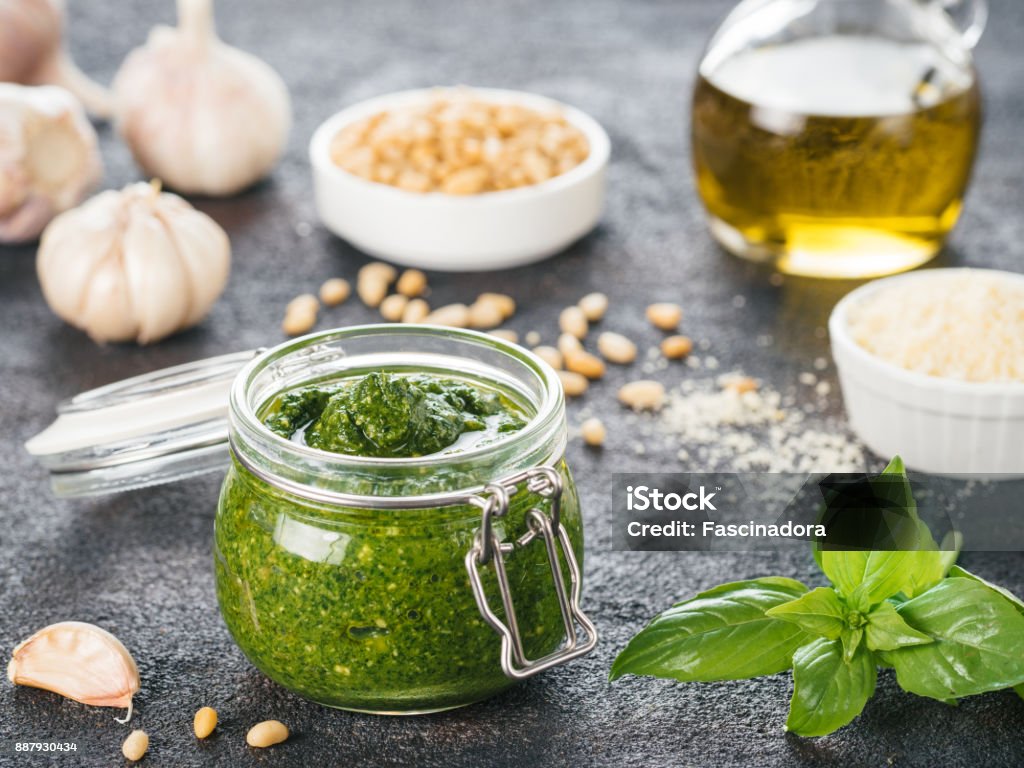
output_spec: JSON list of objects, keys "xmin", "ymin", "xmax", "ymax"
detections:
[{"xmin": 934, "ymin": 0, "xmax": 988, "ymax": 49}]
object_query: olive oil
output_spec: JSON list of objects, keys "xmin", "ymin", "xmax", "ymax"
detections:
[{"xmin": 692, "ymin": 36, "xmax": 981, "ymax": 278}]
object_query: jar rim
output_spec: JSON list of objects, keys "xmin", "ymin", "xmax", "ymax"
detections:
[{"xmin": 228, "ymin": 324, "xmax": 566, "ymax": 500}]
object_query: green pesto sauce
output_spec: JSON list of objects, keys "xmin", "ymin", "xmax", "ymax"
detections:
[
  {"xmin": 262, "ymin": 372, "xmax": 527, "ymax": 458},
  {"xmin": 215, "ymin": 371, "xmax": 583, "ymax": 712}
]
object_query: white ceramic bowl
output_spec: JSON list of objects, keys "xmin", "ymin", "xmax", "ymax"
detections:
[
  {"xmin": 309, "ymin": 87, "xmax": 610, "ymax": 271},
  {"xmin": 829, "ymin": 268, "xmax": 1024, "ymax": 475}
]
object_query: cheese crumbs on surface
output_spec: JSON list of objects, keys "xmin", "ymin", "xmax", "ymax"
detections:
[{"xmin": 846, "ymin": 271, "xmax": 1024, "ymax": 383}]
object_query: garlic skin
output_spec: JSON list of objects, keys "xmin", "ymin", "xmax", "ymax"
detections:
[
  {"xmin": 0, "ymin": 0, "xmax": 113, "ymax": 118},
  {"xmin": 37, "ymin": 181, "xmax": 231, "ymax": 344},
  {"xmin": 8, "ymin": 621, "xmax": 140, "ymax": 718},
  {"xmin": 0, "ymin": 83, "xmax": 102, "ymax": 243},
  {"xmin": 113, "ymin": 0, "xmax": 291, "ymax": 196}
]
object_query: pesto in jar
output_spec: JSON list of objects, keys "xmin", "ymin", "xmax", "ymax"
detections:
[{"xmin": 214, "ymin": 370, "xmax": 583, "ymax": 712}]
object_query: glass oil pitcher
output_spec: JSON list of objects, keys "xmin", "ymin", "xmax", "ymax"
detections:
[{"xmin": 692, "ymin": 0, "xmax": 986, "ymax": 278}]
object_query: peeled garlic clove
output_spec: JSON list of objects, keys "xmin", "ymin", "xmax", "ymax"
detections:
[
  {"xmin": 0, "ymin": 83, "xmax": 102, "ymax": 243},
  {"xmin": 8, "ymin": 621, "xmax": 140, "ymax": 719},
  {"xmin": 37, "ymin": 181, "xmax": 231, "ymax": 344},
  {"xmin": 0, "ymin": 0, "xmax": 113, "ymax": 118},
  {"xmin": 113, "ymin": 0, "xmax": 291, "ymax": 196}
]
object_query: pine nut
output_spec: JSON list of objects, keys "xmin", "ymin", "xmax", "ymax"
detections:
[
  {"xmin": 559, "ymin": 306, "xmax": 588, "ymax": 339},
  {"xmin": 646, "ymin": 302, "xmax": 683, "ymax": 331},
  {"xmin": 580, "ymin": 417, "xmax": 606, "ymax": 447},
  {"xmin": 122, "ymin": 730, "xmax": 149, "ymax": 762},
  {"xmin": 578, "ymin": 292, "xmax": 608, "ymax": 322},
  {"xmin": 619, "ymin": 380, "xmax": 666, "ymax": 411},
  {"xmin": 357, "ymin": 262, "xmax": 396, "ymax": 307},
  {"xmin": 380, "ymin": 294, "xmax": 408, "ymax": 322},
  {"xmin": 489, "ymin": 329, "xmax": 518, "ymax": 343},
  {"xmin": 286, "ymin": 293, "xmax": 319, "ymax": 315},
  {"xmin": 557, "ymin": 332, "xmax": 582, "ymax": 358},
  {"xmin": 319, "ymin": 278, "xmax": 351, "ymax": 306},
  {"xmin": 396, "ymin": 269, "xmax": 427, "ymax": 297},
  {"xmin": 661, "ymin": 335, "xmax": 693, "ymax": 359},
  {"xmin": 194, "ymin": 707, "xmax": 218, "ymax": 739},
  {"xmin": 246, "ymin": 720, "xmax": 289, "ymax": 749},
  {"xmin": 533, "ymin": 345, "xmax": 563, "ymax": 370},
  {"xmin": 282, "ymin": 305, "xmax": 317, "ymax": 336},
  {"xmin": 723, "ymin": 375, "xmax": 759, "ymax": 394},
  {"xmin": 524, "ymin": 330, "xmax": 541, "ymax": 346},
  {"xmin": 424, "ymin": 303, "xmax": 470, "ymax": 327},
  {"xmin": 557, "ymin": 370, "xmax": 589, "ymax": 397},
  {"xmin": 468, "ymin": 299, "xmax": 504, "ymax": 329},
  {"xmin": 402, "ymin": 298, "xmax": 430, "ymax": 323},
  {"xmin": 477, "ymin": 292, "xmax": 516, "ymax": 319},
  {"xmin": 597, "ymin": 331, "xmax": 637, "ymax": 364},
  {"xmin": 564, "ymin": 348, "xmax": 605, "ymax": 379}
]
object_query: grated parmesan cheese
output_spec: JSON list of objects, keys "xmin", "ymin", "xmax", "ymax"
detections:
[{"xmin": 846, "ymin": 270, "xmax": 1024, "ymax": 383}]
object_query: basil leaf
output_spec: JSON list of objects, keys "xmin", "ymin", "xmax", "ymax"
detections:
[
  {"xmin": 948, "ymin": 565, "xmax": 1024, "ymax": 614},
  {"xmin": 840, "ymin": 625, "xmax": 863, "ymax": 662},
  {"xmin": 1015, "ymin": 684, "xmax": 1024, "ymax": 702},
  {"xmin": 766, "ymin": 587, "xmax": 846, "ymax": 640},
  {"xmin": 786, "ymin": 638, "xmax": 877, "ymax": 737},
  {"xmin": 821, "ymin": 549, "xmax": 923, "ymax": 610},
  {"xmin": 610, "ymin": 577, "xmax": 810, "ymax": 683},
  {"xmin": 864, "ymin": 600, "xmax": 933, "ymax": 652},
  {"xmin": 882, "ymin": 578, "xmax": 1024, "ymax": 700}
]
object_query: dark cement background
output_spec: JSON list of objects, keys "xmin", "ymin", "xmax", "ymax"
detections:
[{"xmin": 2, "ymin": 1, "xmax": 1023, "ymax": 766}]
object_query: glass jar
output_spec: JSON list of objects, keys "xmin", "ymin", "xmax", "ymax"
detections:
[
  {"xmin": 213, "ymin": 326, "xmax": 595, "ymax": 713},
  {"xmin": 692, "ymin": 0, "xmax": 986, "ymax": 278}
]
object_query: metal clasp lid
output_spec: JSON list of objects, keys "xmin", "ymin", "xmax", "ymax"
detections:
[{"xmin": 465, "ymin": 466, "xmax": 598, "ymax": 680}]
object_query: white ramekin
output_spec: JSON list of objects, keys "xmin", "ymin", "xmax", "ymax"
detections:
[
  {"xmin": 829, "ymin": 268, "xmax": 1024, "ymax": 475},
  {"xmin": 309, "ymin": 87, "xmax": 610, "ymax": 271}
]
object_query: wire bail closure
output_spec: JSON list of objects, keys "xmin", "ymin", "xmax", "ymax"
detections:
[{"xmin": 465, "ymin": 466, "xmax": 598, "ymax": 680}]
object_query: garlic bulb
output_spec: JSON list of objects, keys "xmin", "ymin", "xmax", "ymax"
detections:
[
  {"xmin": 0, "ymin": 0, "xmax": 113, "ymax": 118},
  {"xmin": 37, "ymin": 181, "xmax": 231, "ymax": 344},
  {"xmin": 113, "ymin": 0, "xmax": 291, "ymax": 196},
  {"xmin": 8, "ymin": 621, "xmax": 140, "ymax": 722},
  {"xmin": 0, "ymin": 83, "xmax": 101, "ymax": 243}
]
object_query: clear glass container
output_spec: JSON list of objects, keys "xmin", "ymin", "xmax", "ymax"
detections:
[
  {"xmin": 692, "ymin": 0, "xmax": 986, "ymax": 278},
  {"xmin": 213, "ymin": 326, "xmax": 595, "ymax": 713}
]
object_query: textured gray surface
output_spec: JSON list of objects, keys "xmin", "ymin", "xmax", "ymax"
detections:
[{"xmin": 2, "ymin": 0, "xmax": 1023, "ymax": 765}]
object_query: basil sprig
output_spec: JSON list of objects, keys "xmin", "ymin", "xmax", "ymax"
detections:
[{"xmin": 611, "ymin": 457, "xmax": 1024, "ymax": 737}]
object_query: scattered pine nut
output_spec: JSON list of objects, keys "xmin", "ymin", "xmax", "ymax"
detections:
[
  {"xmin": 619, "ymin": 380, "xmax": 666, "ymax": 411},
  {"xmin": 319, "ymin": 278, "xmax": 351, "ymax": 306},
  {"xmin": 565, "ymin": 348, "xmax": 605, "ymax": 380},
  {"xmin": 558, "ymin": 370, "xmax": 589, "ymax": 397},
  {"xmin": 396, "ymin": 269, "xmax": 427, "ymax": 297},
  {"xmin": 380, "ymin": 294, "xmax": 408, "ymax": 322},
  {"xmin": 283, "ymin": 295, "xmax": 318, "ymax": 336},
  {"xmin": 490, "ymin": 329, "xmax": 519, "ymax": 343},
  {"xmin": 477, "ymin": 292, "xmax": 516, "ymax": 319},
  {"xmin": 122, "ymin": 730, "xmax": 149, "ymax": 762},
  {"xmin": 557, "ymin": 332, "xmax": 582, "ymax": 358},
  {"xmin": 597, "ymin": 331, "xmax": 637, "ymax": 364},
  {"xmin": 424, "ymin": 303, "xmax": 470, "ymax": 327},
  {"xmin": 402, "ymin": 298, "xmax": 430, "ymax": 323},
  {"xmin": 286, "ymin": 293, "xmax": 319, "ymax": 315},
  {"xmin": 578, "ymin": 292, "xmax": 608, "ymax": 322},
  {"xmin": 246, "ymin": 720, "xmax": 289, "ymax": 749},
  {"xmin": 524, "ymin": 330, "xmax": 541, "ymax": 346},
  {"xmin": 580, "ymin": 417, "xmax": 606, "ymax": 447},
  {"xmin": 533, "ymin": 345, "xmax": 563, "ymax": 370},
  {"xmin": 357, "ymin": 262, "xmax": 396, "ymax": 307},
  {"xmin": 194, "ymin": 707, "xmax": 218, "ymax": 739},
  {"xmin": 468, "ymin": 299, "xmax": 504, "ymax": 329},
  {"xmin": 559, "ymin": 306, "xmax": 588, "ymax": 339},
  {"xmin": 723, "ymin": 375, "xmax": 759, "ymax": 394},
  {"xmin": 661, "ymin": 335, "xmax": 693, "ymax": 359},
  {"xmin": 646, "ymin": 302, "xmax": 683, "ymax": 331}
]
